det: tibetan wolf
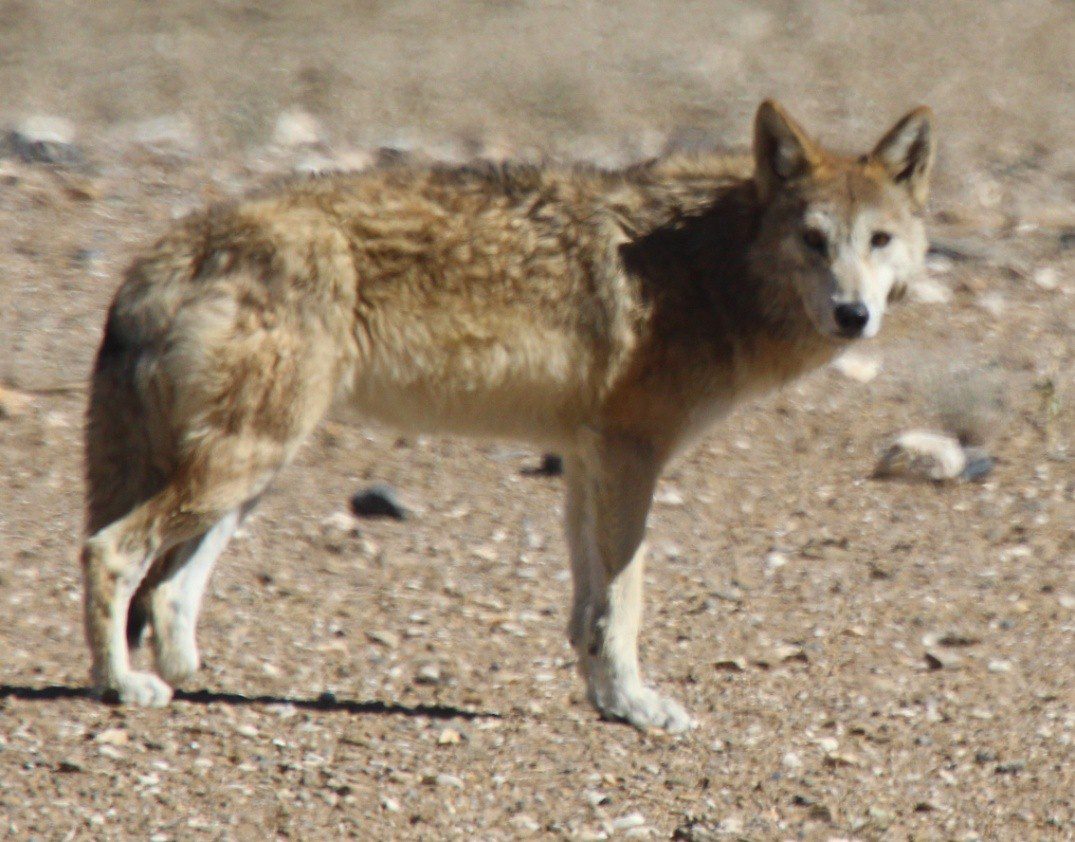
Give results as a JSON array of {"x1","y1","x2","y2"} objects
[{"x1": 82, "y1": 100, "x2": 934, "y2": 731}]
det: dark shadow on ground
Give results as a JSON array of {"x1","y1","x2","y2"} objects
[{"x1": 0, "y1": 684, "x2": 498, "y2": 720}]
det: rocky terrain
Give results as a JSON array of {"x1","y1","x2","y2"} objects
[{"x1": 0, "y1": 1, "x2": 1072, "y2": 839}]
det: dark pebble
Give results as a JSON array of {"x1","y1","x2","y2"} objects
[
  {"x1": 349, "y1": 484, "x2": 407, "y2": 520},
  {"x1": 521, "y1": 453, "x2": 563, "y2": 477}
]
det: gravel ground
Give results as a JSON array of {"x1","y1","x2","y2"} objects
[{"x1": 1, "y1": 2, "x2": 1073, "y2": 839}]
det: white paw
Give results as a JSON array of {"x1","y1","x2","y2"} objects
[
  {"x1": 154, "y1": 636, "x2": 200, "y2": 685},
  {"x1": 593, "y1": 684, "x2": 694, "y2": 733},
  {"x1": 113, "y1": 671, "x2": 174, "y2": 707}
]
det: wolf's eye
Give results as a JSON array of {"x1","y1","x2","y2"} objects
[
  {"x1": 802, "y1": 228, "x2": 827, "y2": 253},
  {"x1": 871, "y1": 231, "x2": 892, "y2": 248}
]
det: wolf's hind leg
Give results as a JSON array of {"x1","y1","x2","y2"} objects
[
  {"x1": 563, "y1": 436, "x2": 693, "y2": 733},
  {"x1": 82, "y1": 490, "x2": 228, "y2": 707},
  {"x1": 149, "y1": 506, "x2": 243, "y2": 685}
]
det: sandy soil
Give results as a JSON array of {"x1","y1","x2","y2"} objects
[{"x1": 0, "y1": 2, "x2": 1073, "y2": 839}]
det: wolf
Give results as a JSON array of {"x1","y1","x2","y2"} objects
[{"x1": 81, "y1": 100, "x2": 934, "y2": 731}]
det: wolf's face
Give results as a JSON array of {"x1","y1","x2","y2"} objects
[{"x1": 752, "y1": 101, "x2": 934, "y2": 341}]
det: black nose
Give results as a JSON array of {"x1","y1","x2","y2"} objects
[{"x1": 833, "y1": 302, "x2": 869, "y2": 336}]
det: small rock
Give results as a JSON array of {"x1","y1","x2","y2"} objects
[
  {"x1": 908, "y1": 276, "x2": 953, "y2": 304},
  {"x1": 234, "y1": 723, "x2": 258, "y2": 739},
  {"x1": 509, "y1": 814, "x2": 541, "y2": 833},
  {"x1": 772, "y1": 643, "x2": 808, "y2": 663},
  {"x1": 349, "y1": 484, "x2": 407, "y2": 520},
  {"x1": 272, "y1": 109, "x2": 324, "y2": 148},
  {"x1": 781, "y1": 751, "x2": 803, "y2": 770},
  {"x1": 1032, "y1": 267, "x2": 1058, "y2": 290},
  {"x1": 764, "y1": 550, "x2": 788, "y2": 572},
  {"x1": 521, "y1": 453, "x2": 563, "y2": 477},
  {"x1": 975, "y1": 291, "x2": 1006, "y2": 317},
  {"x1": 832, "y1": 351, "x2": 881, "y2": 383},
  {"x1": 654, "y1": 484, "x2": 685, "y2": 506},
  {"x1": 611, "y1": 813, "x2": 646, "y2": 832},
  {"x1": 824, "y1": 751, "x2": 862, "y2": 768},
  {"x1": 714, "y1": 657, "x2": 747, "y2": 672},
  {"x1": 872, "y1": 430, "x2": 967, "y2": 482},
  {"x1": 987, "y1": 659, "x2": 1013, "y2": 674},
  {"x1": 436, "y1": 727, "x2": 462, "y2": 745},
  {"x1": 5, "y1": 115, "x2": 81, "y2": 164},
  {"x1": 415, "y1": 663, "x2": 442, "y2": 685},
  {"x1": 924, "y1": 650, "x2": 961, "y2": 670},
  {"x1": 380, "y1": 795, "x2": 401, "y2": 812},
  {"x1": 320, "y1": 510, "x2": 360, "y2": 538},
  {"x1": 433, "y1": 772, "x2": 464, "y2": 789},
  {"x1": 867, "y1": 806, "x2": 895, "y2": 828},
  {"x1": 365, "y1": 629, "x2": 400, "y2": 648},
  {"x1": 0, "y1": 386, "x2": 32, "y2": 419},
  {"x1": 672, "y1": 818, "x2": 720, "y2": 841},
  {"x1": 960, "y1": 448, "x2": 995, "y2": 481},
  {"x1": 94, "y1": 728, "x2": 129, "y2": 746}
]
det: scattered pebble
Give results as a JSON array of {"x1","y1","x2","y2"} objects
[
  {"x1": 908, "y1": 276, "x2": 953, "y2": 304},
  {"x1": 1031, "y1": 267, "x2": 1058, "y2": 290},
  {"x1": 365, "y1": 629, "x2": 400, "y2": 648},
  {"x1": 975, "y1": 291, "x2": 1006, "y2": 317},
  {"x1": 94, "y1": 728, "x2": 129, "y2": 746},
  {"x1": 520, "y1": 453, "x2": 563, "y2": 477},
  {"x1": 0, "y1": 387, "x2": 32, "y2": 419},
  {"x1": 611, "y1": 813, "x2": 646, "y2": 832},
  {"x1": 272, "y1": 109, "x2": 325, "y2": 148},
  {"x1": 350, "y1": 484, "x2": 407, "y2": 520},
  {"x1": 320, "y1": 510, "x2": 361, "y2": 538},
  {"x1": 924, "y1": 650, "x2": 961, "y2": 670},
  {"x1": 415, "y1": 663, "x2": 442, "y2": 685},
  {"x1": 436, "y1": 727, "x2": 462, "y2": 745},
  {"x1": 4, "y1": 115, "x2": 81, "y2": 165},
  {"x1": 509, "y1": 814, "x2": 541, "y2": 833},
  {"x1": 763, "y1": 550, "x2": 788, "y2": 572},
  {"x1": 831, "y1": 350, "x2": 881, "y2": 383},
  {"x1": 873, "y1": 430, "x2": 992, "y2": 482},
  {"x1": 654, "y1": 484, "x2": 685, "y2": 506}
]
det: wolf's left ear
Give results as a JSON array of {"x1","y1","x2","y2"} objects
[{"x1": 870, "y1": 107, "x2": 935, "y2": 207}]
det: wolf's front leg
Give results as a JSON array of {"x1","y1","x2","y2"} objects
[{"x1": 563, "y1": 437, "x2": 693, "y2": 733}]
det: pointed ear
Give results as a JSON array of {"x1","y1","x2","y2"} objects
[
  {"x1": 753, "y1": 100, "x2": 822, "y2": 200},
  {"x1": 870, "y1": 107, "x2": 935, "y2": 207}
]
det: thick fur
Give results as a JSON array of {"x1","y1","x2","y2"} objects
[{"x1": 82, "y1": 101, "x2": 934, "y2": 729}]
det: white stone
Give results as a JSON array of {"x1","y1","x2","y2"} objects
[
  {"x1": 873, "y1": 430, "x2": 967, "y2": 482},
  {"x1": 273, "y1": 109, "x2": 324, "y2": 148},
  {"x1": 832, "y1": 350, "x2": 881, "y2": 383},
  {"x1": 14, "y1": 114, "x2": 75, "y2": 145},
  {"x1": 908, "y1": 277, "x2": 953, "y2": 304}
]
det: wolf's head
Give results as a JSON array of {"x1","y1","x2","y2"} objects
[{"x1": 750, "y1": 100, "x2": 934, "y2": 341}]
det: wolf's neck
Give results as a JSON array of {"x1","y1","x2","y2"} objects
[{"x1": 617, "y1": 170, "x2": 839, "y2": 390}]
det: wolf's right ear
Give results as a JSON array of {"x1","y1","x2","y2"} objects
[{"x1": 753, "y1": 100, "x2": 822, "y2": 201}]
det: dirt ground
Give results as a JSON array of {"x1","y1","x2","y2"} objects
[{"x1": 1, "y1": 2, "x2": 1073, "y2": 839}]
